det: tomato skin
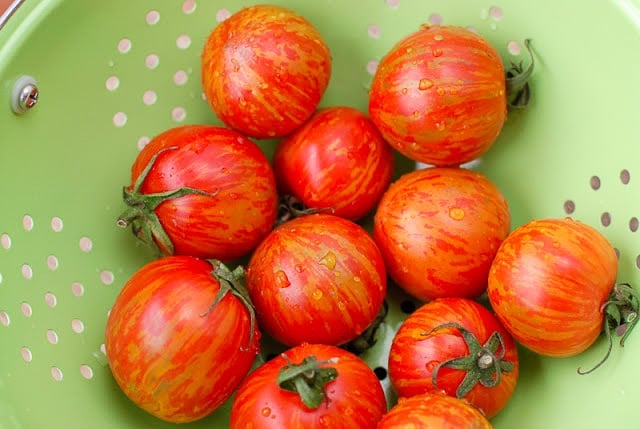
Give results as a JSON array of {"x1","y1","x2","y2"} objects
[
  {"x1": 387, "y1": 297, "x2": 518, "y2": 419},
  {"x1": 487, "y1": 218, "x2": 618, "y2": 357},
  {"x1": 126, "y1": 125, "x2": 278, "y2": 261},
  {"x1": 245, "y1": 214, "x2": 387, "y2": 346},
  {"x1": 201, "y1": 5, "x2": 332, "y2": 138},
  {"x1": 368, "y1": 25, "x2": 506, "y2": 166},
  {"x1": 378, "y1": 392, "x2": 492, "y2": 429},
  {"x1": 230, "y1": 344, "x2": 387, "y2": 429},
  {"x1": 273, "y1": 106, "x2": 395, "y2": 221},
  {"x1": 104, "y1": 256, "x2": 261, "y2": 423},
  {"x1": 373, "y1": 167, "x2": 510, "y2": 301}
]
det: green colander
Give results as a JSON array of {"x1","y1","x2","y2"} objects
[{"x1": 2, "y1": 0, "x2": 640, "y2": 427}]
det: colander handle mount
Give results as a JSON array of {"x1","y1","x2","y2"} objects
[{"x1": 0, "y1": 0, "x2": 27, "y2": 31}]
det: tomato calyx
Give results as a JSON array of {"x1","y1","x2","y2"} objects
[
  {"x1": 578, "y1": 282, "x2": 640, "y2": 375},
  {"x1": 342, "y1": 300, "x2": 389, "y2": 355},
  {"x1": 505, "y1": 38, "x2": 534, "y2": 109},
  {"x1": 201, "y1": 260, "x2": 257, "y2": 351},
  {"x1": 423, "y1": 322, "x2": 515, "y2": 398},
  {"x1": 277, "y1": 355, "x2": 339, "y2": 409},
  {"x1": 276, "y1": 195, "x2": 334, "y2": 225},
  {"x1": 117, "y1": 146, "x2": 219, "y2": 255}
]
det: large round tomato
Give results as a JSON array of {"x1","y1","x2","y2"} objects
[
  {"x1": 388, "y1": 297, "x2": 518, "y2": 419},
  {"x1": 273, "y1": 106, "x2": 395, "y2": 221},
  {"x1": 373, "y1": 167, "x2": 510, "y2": 301},
  {"x1": 487, "y1": 217, "x2": 619, "y2": 357},
  {"x1": 117, "y1": 125, "x2": 278, "y2": 261},
  {"x1": 104, "y1": 256, "x2": 260, "y2": 423},
  {"x1": 378, "y1": 392, "x2": 492, "y2": 429},
  {"x1": 368, "y1": 25, "x2": 506, "y2": 166},
  {"x1": 201, "y1": 5, "x2": 332, "y2": 138},
  {"x1": 245, "y1": 213, "x2": 387, "y2": 346},
  {"x1": 230, "y1": 343, "x2": 387, "y2": 428}
]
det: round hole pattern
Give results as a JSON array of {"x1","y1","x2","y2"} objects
[
  {"x1": 105, "y1": 76, "x2": 120, "y2": 91},
  {"x1": 621, "y1": 169, "x2": 631, "y2": 184},
  {"x1": 71, "y1": 282, "x2": 85, "y2": 297},
  {"x1": 386, "y1": 0, "x2": 400, "y2": 9},
  {"x1": 23, "y1": 215, "x2": 34, "y2": 231},
  {"x1": 146, "y1": 10, "x2": 160, "y2": 25},
  {"x1": 21, "y1": 347, "x2": 33, "y2": 363},
  {"x1": 428, "y1": 13, "x2": 443, "y2": 25},
  {"x1": 507, "y1": 40, "x2": 521, "y2": 55},
  {"x1": 145, "y1": 54, "x2": 160, "y2": 69},
  {"x1": 489, "y1": 6, "x2": 504, "y2": 20},
  {"x1": 590, "y1": 175, "x2": 601, "y2": 190},
  {"x1": 80, "y1": 364, "x2": 94, "y2": 380},
  {"x1": 47, "y1": 255, "x2": 59, "y2": 270},
  {"x1": 216, "y1": 9, "x2": 231, "y2": 22},
  {"x1": 143, "y1": 90, "x2": 158, "y2": 105},
  {"x1": 51, "y1": 367, "x2": 63, "y2": 381},
  {"x1": 173, "y1": 70, "x2": 188, "y2": 86},
  {"x1": 368, "y1": 24, "x2": 381, "y2": 39},
  {"x1": 113, "y1": 112, "x2": 128, "y2": 127},
  {"x1": 79, "y1": 236, "x2": 93, "y2": 252},
  {"x1": 45, "y1": 292, "x2": 57, "y2": 308},
  {"x1": 176, "y1": 34, "x2": 191, "y2": 50},
  {"x1": 374, "y1": 366, "x2": 388, "y2": 380},
  {"x1": 71, "y1": 319, "x2": 85, "y2": 334},
  {"x1": 366, "y1": 60, "x2": 379, "y2": 75},
  {"x1": 0, "y1": 311, "x2": 10, "y2": 326},
  {"x1": 182, "y1": 0, "x2": 196, "y2": 14},
  {"x1": 100, "y1": 270, "x2": 115, "y2": 285},
  {"x1": 51, "y1": 216, "x2": 63, "y2": 232},
  {"x1": 630, "y1": 217, "x2": 639, "y2": 233},
  {"x1": 1, "y1": 233, "x2": 11, "y2": 249},
  {"x1": 22, "y1": 264, "x2": 33, "y2": 279},
  {"x1": 137, "y1": 136, "x2": 151, "y2": 150},
  {"x1": 117, "y1": 38, "x2": 132, "y2": 54},
  {"x1": 172, "y1": 106, "x2": 187, "y2": 122},
  {"x1": 47, "y1": 329, "x2": 59, "y2": 345},
  {"x1": 21, "y1": 302, "x2": 32, "y2": 317}
]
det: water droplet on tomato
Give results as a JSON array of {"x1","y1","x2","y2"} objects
[
  {"x1": 312, "y1": 289, "x2": 324, "y2": 300},
  {"x1": 318, "y1": 252, "x2": 337, "y2": 270},
  {"x1": 294, "y1": 264, "x2": 304, "y2": 273},
  {"x1": 418, "y1": 78, "x2": 433, "y2": 90},
  {"x1": 552, "y1": 241, "x2": 560, "y2": 248},
  {"x1": 275, "y1": 270, "x2": 291, "y2": 288},
  {"x1": 261, "y1": 407, "x2": 271, "y2": 417},
  {"x1": 426, "y1": 360, "x2": 440, "y2": 372},
  {"x1": 319, "y1": 415, "x2": 331, "y2": 427},
  {"x1": 436, "y1": 87, "x2": 446, "y2": 96},
  {"x1": 337, "y1": 301, "x2": 346, "y2": 310},
  {"x1": 229, "y1": 192, "x2": 239, "y2": 200},
  {"x1": 432, "y1": 47, "x2": 443, "y2": 57},
  {"x1": 449, "y1": 207, "x2": 465, "y2": 220},
  {"x1": 401, "y1": 87, "x2": 408, "y2": 94},
  {"x1": 434, "y1": 34, "x2": 444, "y2": 41}
]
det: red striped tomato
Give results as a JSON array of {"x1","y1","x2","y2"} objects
[
  {"x1": 388, "y1": 298, "x2": 518, "y2": 419},
  {"x1": 230, "y1": 343, "x2": 387, "y2": 428},
  {"x1": 378, "y1": 392, "x2": 492, "y2": 429},
  {"x1": 487, "y1": 218, "x2": 619, "y2": 357},
  {"x1": 104, "y1": 256, "x2": 260, "y2": 423},
  {"x1": 201, "y1": 4, "x2": 332, "y2": 138},
  {"x1": 245, "y1": 214, "x2": 387, "y2": 346},
  {"x1": 368, "y1": 25, "x2": 507, "y2": 166},
  {"x1": 273, "y1": 106, "x2": 395, "y2": 221},
  {"x1": 373, "y1": 167, "x2": 510, "y2": 301},
  {"x1": 117, "y1": 125, "x2": 278, "y2": 261}
]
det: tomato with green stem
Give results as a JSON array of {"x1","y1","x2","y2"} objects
[
  {"x1": 388, "y1": 297, "x2": 518, "y2": 419},
  {"x1": 104, "y1": 256, "x2": 260, "y2": 423},
  {"x1": 230, "y1": 343, "x2": 387, "y2": 428},
  {"x1": 487, "y1": 217, "x2": 639, "y2": 372},
  {"x1": 117, "y1": 125, "x2": 278, "y2": 261}
]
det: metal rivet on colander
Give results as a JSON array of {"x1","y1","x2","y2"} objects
[{"x1": 10, "y1": 75, "x2": 39, "y2": 114}]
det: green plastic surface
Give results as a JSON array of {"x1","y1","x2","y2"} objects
[{"x1": 1, "y1": 0, "x2": 640, "y2": 427}]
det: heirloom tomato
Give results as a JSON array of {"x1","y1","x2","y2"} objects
[
  {"x1": 368, "y1": 25, "x2": 507, "y2": 166},
  {"x1": 373, "y1": 167, "x2": 510, "y2": 301},
  {"x1": 378, "y1": 392, "x2": 492, "y2": 429},
  {"x1": 388, "y1": 297, "x2": 518, "y2": 419},
  {"x1": 117, "y1": 125, "x2": 278, "y2": 261},
  {"x1": 230, "y1": 343, "x2": 387, "y2": 428},
  {"x1": 201, "y1": 4, "x2": 332, "y2": 138},
  {"x1": 273, "y1": 106, "x2": 395, "y2": 221},
  {"x1": 487, "y1": 217, "x2": 626, "y2": 359},
  {"x1": 245, "y1": 213, "x2": 387, "y2": 346},
  {"x1": 104, "y1": 256, "x2": 260, "y2": 423}
]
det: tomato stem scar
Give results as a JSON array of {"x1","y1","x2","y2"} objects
[{"x1": 277, "y1": 354, "x2": 339, "y2": 409}]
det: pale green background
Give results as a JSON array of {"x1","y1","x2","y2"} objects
[{"x1": 1, "y1": 0, "x2": 640, "y2": 427}]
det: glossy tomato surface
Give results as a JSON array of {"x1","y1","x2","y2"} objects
[
  {"x1": 388, "y1": 297, "x2": 518, "y2": 419},
  {"x1": 273, "y1": 106, "x2": 395, "y2": 221},
  {"x1": 230, "y1": 343, "x2": 387, "y2": 429},
  {"x1": 378, "y1": 392, "x2": 492, "y2": 429},
  {"x1": 368, "y1": 25, "x2": 506, "y2": 166},
  {"x1": 104, "y1": 256, "x2": 260, "y2": 423},
  {"x1": 201, "y1": 4, "x2": 331, "y2": 138},
  {"x1": 373, "y1": 167, "x2": 510, "y2": 301},
  {"x1": 245, "y1": 213, "x2": 387, "y2": 346},
  {"x1": 487, "y1": 218, "x2": 619, "y2": 357},
  {"x1": 120, "y1": 125, "x2": 278, "y2": 261}
]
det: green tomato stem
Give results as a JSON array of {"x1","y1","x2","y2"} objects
[
  {"x1": 277, "y1": 355, "x2": 339, "y2": 409},
  {"x1": 505, "y1": 39, "x2": 534, "y2": 109}
]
